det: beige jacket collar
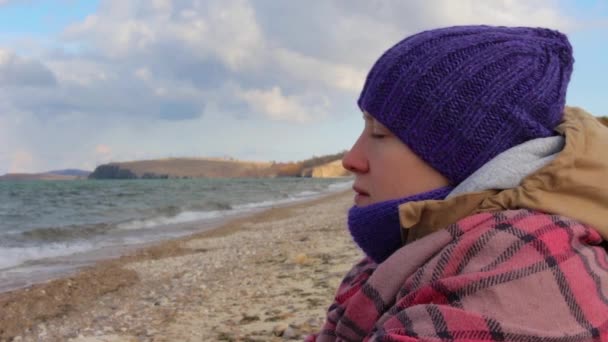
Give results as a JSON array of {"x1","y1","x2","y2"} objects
[{"x1": 399, "y1": 107, "x2": 608, "y2": 244}]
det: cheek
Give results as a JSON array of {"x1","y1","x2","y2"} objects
[
  {"x1": 370, "y1": 144, "x2": 427, "y2": 199},
  {"x1": 368, "y1": 149, "x2": 408, "y2": 193}
]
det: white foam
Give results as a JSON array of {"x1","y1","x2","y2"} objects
[
  {"x1": 234, "y1": 197, "x2": 297, "y2": 210},
  {"x1": 293, "y1": 190, "x2": 320, "y2": 198},
  {"x1": 328, "y1": 180, "x2": 353, "y2": 190},
  {"x1": 115, "y1": 210, "x2": 226, "y2": 230},
  {"x1": 234, "y1": 181, "x2": 351, "y2": 210},
  {"x1": 0, "y1": 242, "x2": 94, "y2": 270},
  {"x1": 118, "y1": 196, "x2": 308, "y2": 232}
]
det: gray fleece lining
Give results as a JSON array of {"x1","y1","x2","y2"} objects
[{"x1": 447, "y1": 136, "x2": 565, "y2": 198}]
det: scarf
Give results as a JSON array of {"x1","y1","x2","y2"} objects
[
  {"x1": 347, "y1": 186, "x2": 453, "y2": 263},
  {"x1": 311, "y1": 210, "x2": 608, "y2": 341}
]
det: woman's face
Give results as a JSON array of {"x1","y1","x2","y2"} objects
[{"x1": 342, "y1": 112, "x2": 450, "y2": 207}]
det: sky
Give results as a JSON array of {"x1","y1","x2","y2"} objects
[{"x1": 0, "y1": 0, "x2": 607, "y2": 174}]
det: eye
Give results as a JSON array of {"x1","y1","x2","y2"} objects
[{"x1": 371, "y1": 133, "x2": 387, "y2": 139}]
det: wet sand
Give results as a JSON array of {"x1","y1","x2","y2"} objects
[{"x1": 0, "y1": 190, "x2": 362, "y2": 341}]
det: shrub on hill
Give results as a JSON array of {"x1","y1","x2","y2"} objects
[{"x1": 88, "y1": 165, "x2": 137, "y2": 179}]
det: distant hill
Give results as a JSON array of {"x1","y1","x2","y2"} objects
[
  {"x1": 0, "y1": 169, "x2": 91, "y2": 181},
  {"x1": 89, "y1": 152, "x2": 351, "y2": 179},
  {"x1": 47, "y1": 169, "x2": 91, "y2": 177},
  {"x1": 598, "y1": 116, "x2": 608, "y2": 127},
  {"x1": 301, "y1": 159, "x2": 351, "y2": 178},
  {"x1": 0, "y1": 173, "x2": 79, "y2": 181},
  {"x1": 89, "y1": 158, "x2": 275, "y2": 179}
]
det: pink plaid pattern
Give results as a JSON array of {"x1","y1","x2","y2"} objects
[{"x1": 309, "y1": 210, "x2": 608, "y2": 341}]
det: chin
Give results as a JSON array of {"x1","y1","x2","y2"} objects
[{"x1": 354, "y1": 194, "x2": 373, "y2": 207}]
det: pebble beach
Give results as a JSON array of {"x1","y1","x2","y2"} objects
[{"x1": 0, "y1": 190, "x2": 361, "y2": 341}]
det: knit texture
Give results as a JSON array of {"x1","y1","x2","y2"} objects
[
  {"x1": 348, "y1": 186, "x2": 453, "y2": 263},
  {"x1": 358, "y1": 25, "x2": 574, "y2": 184}
]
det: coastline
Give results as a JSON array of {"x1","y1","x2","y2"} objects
[
  {"x1": 0, "y1": 178, "x2": 353, "y2": 294},
  {"x1": 0, "y1": 190, "x2": 362, "y2": 341}
]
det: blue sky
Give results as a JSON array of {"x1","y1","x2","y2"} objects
[
  {"x1": 0, "y1": 1, "x2": 99, "y2": 35},
  {"x1": 0, "y1": 0, "x2": 607, "y2": 174}
]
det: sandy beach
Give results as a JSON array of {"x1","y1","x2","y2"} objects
[{"x1": 0, "y1": 190, "x2": 361, "y2": 341}]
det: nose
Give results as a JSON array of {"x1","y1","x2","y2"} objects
[{"x1": 342, "y1": 135, "x2": 369, "y2": 174}]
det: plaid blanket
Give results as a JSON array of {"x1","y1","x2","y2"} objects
[{"x1": 309, "y1": 209, "x2": 608, "y2": 341}]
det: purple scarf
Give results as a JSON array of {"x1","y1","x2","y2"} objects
[{"x1": 348, "y1": 186, "x2": 453, "y2": 263}]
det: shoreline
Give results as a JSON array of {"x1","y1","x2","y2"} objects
[
  {"x1": 0, "y1": 181, "x2": 352, "y2": 294},
  {"x1": 0, "y1": 189, "x2": 362, "y2": 341}
]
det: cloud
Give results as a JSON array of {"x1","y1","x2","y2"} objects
[
  {"x1": 3, "y1": 0, "x2": 576, "y2": 123},
  {"x1": 239, "y1": 86, "x2": 329, "y2": 123},
  {"x1": 95, "y1": 144, "x2": 111, "y2": 155},
  {"x1": 0, "y1": 49, "x2": 57, "y2": 87},
  {"x1": 2, "y1": 53, "x2": 206, "y2": 120},
  {"x1": 8, "y1": 149, "x2": 35, "y2": 173},
  {"x1": 1, "y1": 0, "x2": 588, "y2": 173},
  {"x1": 159, "y1": 100, "x2": 201, "y2": 120},
  {"x1": 251, "y1": 0, "x2": 573, "y2": 68},
  {"x1": 46, "y1": 58, "x2": 112, "y2": 86},
  {"x1": 94, "y1": 144, "x2": 113, "y2": 165},
  {"x1": 62, "y1": 0, "x2": 266, "y2": 71},
  {"x1": 272, "y1": 48, "x2": 366, "y2": 93},
  {"x1": 134, "y1": 67, "x2": 152, "y2": 81}
]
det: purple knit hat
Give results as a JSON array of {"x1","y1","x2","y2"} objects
[{"x1": 358, "y1": 25, "x2": 574, "y2": 185}]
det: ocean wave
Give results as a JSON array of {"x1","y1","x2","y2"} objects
[
  {"x1": 233, "y1": 199, "x2": 286, "y2": 210},
  {"x1": 156, "y1": 205, "x2": 182, "y2": 217},
  {"x1": 0, "y1": 179, "x2": 353, "y2": 273},
  {"x1": 18, "y1": 223, "x2": 113, "y2": 242},
  {"x1": 292, "y1": 190, "x2": 321, "y2": 197},
  {"x1": 0, "y1": 242, "x2": 94, "y2": 270},
  {"x1": 201, "y1": 201, "x2": 233, "y2": 211},
  {"x1": 327, "y1": 180, "x2": 353, "y2": 190},
  {"x1": 115, "y1": 210, "x2": 226, "y2": 230}
]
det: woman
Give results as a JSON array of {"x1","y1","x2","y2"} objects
[{"x1": 310, "y1": 25, "x2": 608, "y2": 341}]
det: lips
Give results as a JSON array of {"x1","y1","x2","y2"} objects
[
  {"x1": 353, "y1": 185, "x2": 369, "y2": 196},
  {"x1": 353, "y1": 185, "x2": 370, "y2": 206}
]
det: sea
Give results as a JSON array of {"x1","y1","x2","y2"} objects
[{"x1": 0, "y1": 178, "x2": 352, "y2": 292}]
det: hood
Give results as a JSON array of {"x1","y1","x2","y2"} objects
[{"x1": 399, "y1": 106, "x2": 608, "y2": 243}]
